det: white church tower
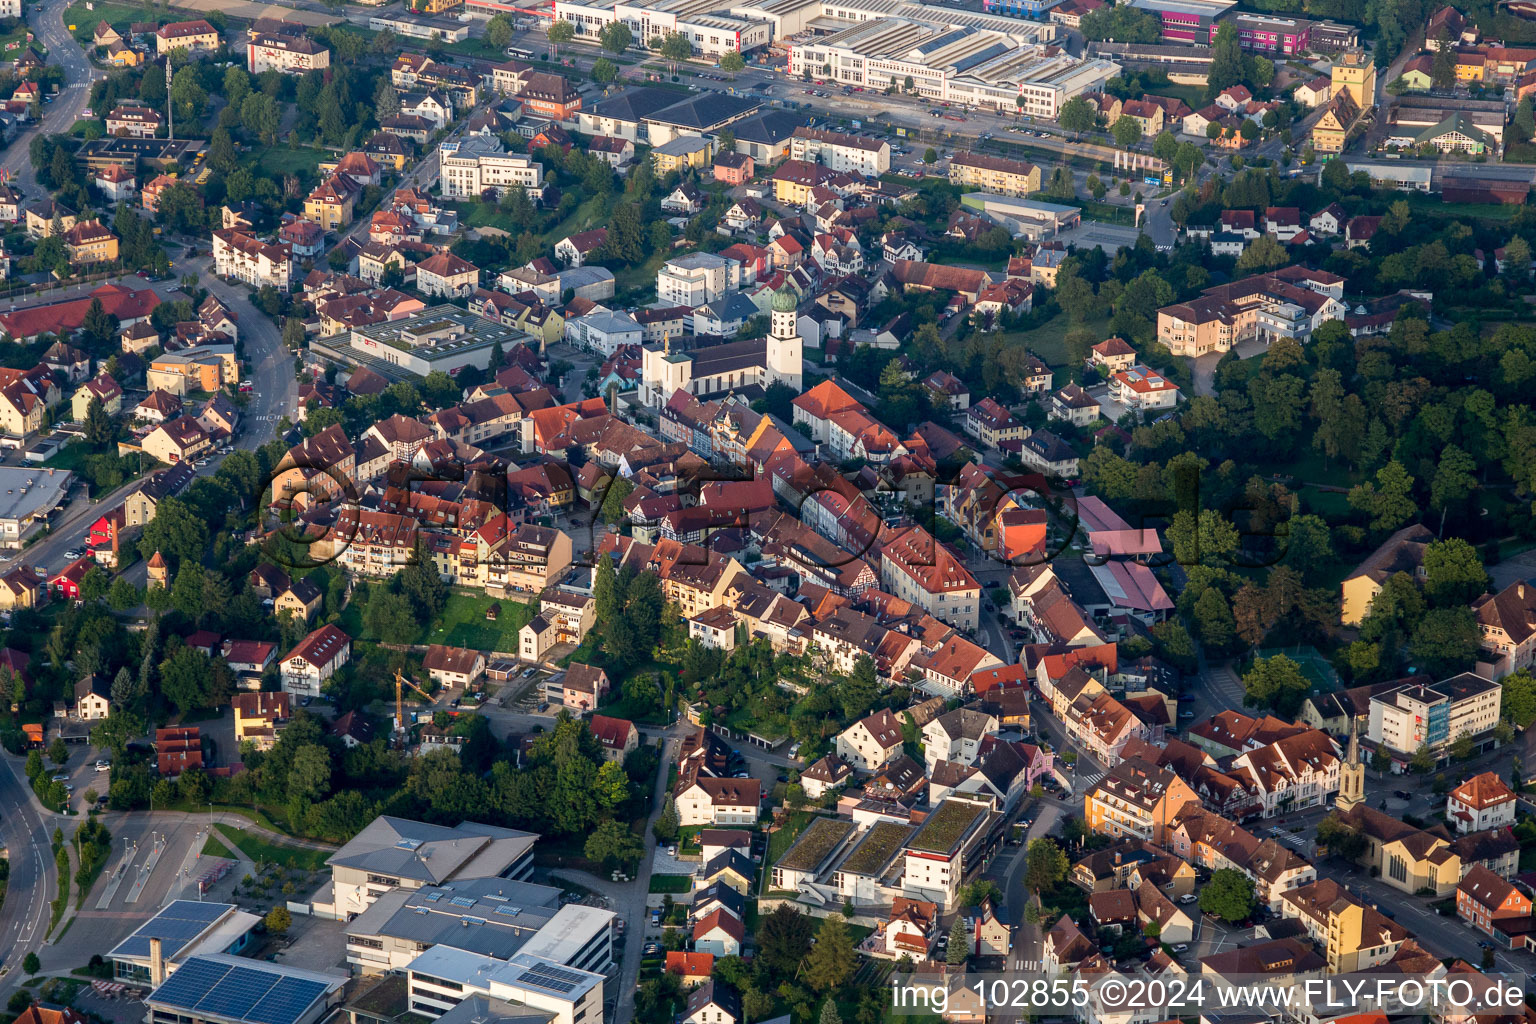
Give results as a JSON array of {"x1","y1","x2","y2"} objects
[{"x1": 766, "y1": 286, "x2": 803, "y2": 392}]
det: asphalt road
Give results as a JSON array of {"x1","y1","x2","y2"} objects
[
  {"x1": 1, "y1": 0, "x2": 106, "y2": 198},
  {"x1": 0, "y1": 755, "x2": 54, "y2": 984}
]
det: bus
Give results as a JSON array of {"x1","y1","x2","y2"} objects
[{"x1": 506, "y1": 46, "x2": 534, "y2": 60}]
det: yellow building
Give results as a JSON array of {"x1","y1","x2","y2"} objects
[
  {"x1": 414, "y1": 0, "x2": 462, "y2": 11},
  {"x1": 651, "y1": 135, "x2": 713, "y2": 174},
  {"x1": 63, "y1": 220, "x2": 120, "y2": 266},
  {"x1": 1454, "y1": 50, "x2": 1486, "y2": 81},
  {"x1": 1331, "y1": 49, "x2": 1377, "y2": 107},
  {"x1": 304, "y1": 175, "x2": 356, "y2": 231},
  {"x1": 106, "y1": 45, "x2": 143, "y2": 67},
  {"x1": 1334, "y1": 803, "x2": 1462, "y2": 895},
  {"x1": 948, "y1": 151, "x2": 1041, "y2": 197},
  {"x1": 1280, "y1": 878, "x2": 1407, "y2": 974},
  {"x1": 155, "y1": 19, "x2": 222, "y2": 55},
  {"x1": 1339, "y1": 524, "x2": 1432, "y2": 626},
  {"x1": 1311, "y1": 90, "x2": 1363, "y2": 154},
  {"x1": 1083, "y1": 758, "x2": 1200, "y2": 846}
]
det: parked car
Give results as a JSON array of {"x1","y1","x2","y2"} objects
[
  {"x1": 1177, "y1": 893, "x2": 1197, "y2": 904},
  {"x1": 1172, "y1": 944, "x2": 1188, "y2": 953},
  {"x1": 94, "y1": 761, "x2": 110, "y2": 772}
]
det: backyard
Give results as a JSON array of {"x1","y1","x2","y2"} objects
[
  {"x1": 337, "y1": 587, "x2": 537, "y2": 651},
  {"x1": 242, "y1": 144, "x2": 326, "y2": 184}
]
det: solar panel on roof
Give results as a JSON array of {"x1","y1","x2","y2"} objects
[
  {"x1": 519, "y1": 962, "x2": 586, "y2": 994},
  {"x1": 450, "y1": 896, "x2": 476, "y2": 908},
  {"x1": 494, "y1": 905, "x2": 521, "y2": 917},
  {"x1": 423, "y1": 891, "x2": 443, "y2": 902},
  {"x1": 152, "y1": 958, "x2": 330, "y2": 1024}
]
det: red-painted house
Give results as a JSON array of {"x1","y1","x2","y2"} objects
[
  {"x1": 155, "y1": 726, "x2": 203, "y2": 777},
  {"x1": 88, "y1": 507, "x2": 125, "y2": 567},
  {"x1": 49, "y1": 556, "x2": 94, "y2": 602}
]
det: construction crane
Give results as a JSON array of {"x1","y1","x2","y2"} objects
[{"x1": 394, "y1": 668, "x2": 434, "y2": 739}]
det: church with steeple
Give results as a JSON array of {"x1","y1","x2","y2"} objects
[
  {"x1": 1336, "y1": 720, "x2": 1365, "y2": 811},
  {"x1": 638, "y1": 286, "x2": 802, "y2": 408}
]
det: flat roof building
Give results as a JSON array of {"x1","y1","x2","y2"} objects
[
  {"x1": 108, "y1": 901, "x2": 262, "y2": 985},
  {"x1": 0, "y1": 467, "x2": 73, "y2": 549},
  {"x1": 323, "y1": 306, "x2": 536, "y2": 379}
]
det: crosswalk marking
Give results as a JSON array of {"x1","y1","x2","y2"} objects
[
  {"x1": 1078, "y1": 771, "x2": 1104, "y2": 790},
  {"x1": 1267, "y1": 826, "x2": 1308, "y2": 848}
]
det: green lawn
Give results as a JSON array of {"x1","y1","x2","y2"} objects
[
  {"x1": 648, "y1": 874, "x2": 692, "y2": 894},
  {"x1": 202, "y1": 834, "x2": 233, "y2": 858},
  {"x1": 339, "y1": 588, "x2": 536, "y2": 650},
  {"x1": 213, "y1": 824, "x2": 330, "y2": 872},
  {"x1": 995, "y1": 309, "x2": 1104, "y2": 370},
  {"x1": 1151, "y1": 83, "x2": 1208, "y2": 110},
  {"x1": 63, "y1": 0, "x2": 154, "y2": 43},
  {"x1": 244, "y1": 144, "x2": 325, "y2": 183},
  {"x1": 427, "y1": 591, "x2": 537, "y2": 651}
]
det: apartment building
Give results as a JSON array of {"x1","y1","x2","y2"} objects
[
  {"x1": 878, "y1": 524, "x2": 981, "y2": 632},
  {"x1": 1279, "y1": 878, "x2": 1407, "y2": 973},
  {"x1": 438, "y1": 138, "x2": 545, "y2": 200},
  {"x1": 1472, "y1": 580, "x2": 1536, "y2": 678},
  {"x1": 1083, "y1": 757, "x2": 1199, "y2": 844},
  {"x1": 949, "y1": 152, "x2": 1041, "y2": 197},
  {"x1": 900, "y1": 797, "x2": 994, "y2": 910},
  {"x1": 1156, "y1": 267, "x2": 1348, "y2": 357},
  {"x1": 64, "y1": 220, "x2": 118, "y2": 266},
  {"x1": 156, "y1": 19, "x2": 221, "y2": 54},
  {"x1": 104, "y1": 104, "x2": 162, "y2": 139},
  {"x1": 279, "y1": 623, "x2": 351, "y2": 698},
  {"x1": 213, "y1": 229, "x2": 294, "y2": 292},
  {"x1": 247, "y1": 23, "x2": 331, "y2": 74},
  {"x1": 1367, "y1": 673, "x2": 1501, "y2": 762},
  {"x1": 656, "y1": 252, "x2": 741, "y2": 307},
  {"x1": 790, "y1": 127, "x2": 891, "y2": 176}
]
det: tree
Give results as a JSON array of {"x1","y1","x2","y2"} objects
[
  {"x1": 719, "y1": 50, "x2": 745, "y2": 75},
  {"x1": 1242, "y1": 655, "x2": 1310, "y2": 716},
  {"x1": 1347, "y1": 461, "x2": 1418, "y2": 534},
  {"x1": 757, "y1": 904, "x2": 815, "y2": 975},
  {"x1": 49, "y1": 737, "x2": 68, "y2": 765},
  {"x1": 923, "y1": 148, "x2": 937, "y2": 164},
  {"x1": 1152, "y1": 130, "x2": 1178, "y2": 163},
  {"x1": 1423, "y1": 538, "x2": 1488, "y2": 607},
  {"x1": 652, "y1": 793, "x2": 680, "y2": 841},
  {"x1": 1206, "y1": 23, "x2": 1245, "y2": 96},
  {"x1": 584, "y1": 819, "x2": 643, "y2": 867},
  {"x1": 265, "y1": 906, "x2": 291, "y2": 934},
  {"x1": 1316, "y1": 814, "x2": 1369, "y2": 861},
  {"x1": 1024, "y1": 837, "x2": 1068, "y2": 892},
  {"x1": 660, "y1": 31, "x2": 692, "y2": 61},
  {"x1": 1111, "y1": 115, "x2": 1143, "y2": 148},
  {"x1": 1503, "y1": 671, "x2": 1536, "y2": 729},
  {"x1": 946, "y1": 918, "x2": 969, "y2": 965},
  {"x1": 599, "y1": 21, "x2": 633, "y2": 53},
  {"x1": 486, "y1": 13, "x2": 514, "y2": 49},
  {"x1": 592, "y1": 58, "x2": 618, "y2": 84},
  {"x1": 1431, "y1": 28, "x2": 1456, "y2": 89},
  {"x1": 547, "y1": 18, "x2": 575, "y2": 56},
  {"x1": 365, "y1": 589, "x2": 416, "y2": 641},
  {"x1": 1410, "y1": 607, "x2": 1480, "y2": 678},
  {"x1": 1199, "y1": 868, "x2": 1256, "y2": 923},
  {"x1": 802, "y1": 915, "x2": 855, "y2": 992},
  {"x1": 820, "y1": 1001, "x2": 843, "y2": 1024},
  {"x1": 1059, "y1": 95, "x2": 1095, "y2": 138},
  {"x1": 22, "y1": 953, "x2": 38, "y2": 976},
  {"x1": 83, "y1": 397, "x2": 114, "y2": 447},
  {"x1": 1236, "y1": 235, "x2": 1288, "y2": 272}
]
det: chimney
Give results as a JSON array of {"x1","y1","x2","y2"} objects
[
  {"x1": 1521, "y1": 584, "x2": 1527, "y2": 601},
  {"x1": 150, "y1": 937, "x2": 166, "y2": 987}
]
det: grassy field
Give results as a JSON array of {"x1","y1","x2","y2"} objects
[
  {"x1": 338, "y1": 588, "x2": 536, "y2": 650},
  {"x1": 214, "y1": 824, "x2": 330, "y2": 872},
  {"x1": 244, "y1": 144, "x2": 325, "y2": 182},
  {"x1": 1152, "y1": 83, "x2": 1209, "y2": 111},
  {"x1": 995, "y1": 309, "x2": 1104, "y2": 370},
  {"x1": 62, "y1": 0, "x2": 153, "y2": 43},
  {"x1": 648, "y1": 874, "x2": 692, "y2": 894},
  {"x1": 427, "y1": 591, "x2": 537, "y2": 650},
  {"x1": 202, "y1": 834, "x2": 233, "y2": 858}
]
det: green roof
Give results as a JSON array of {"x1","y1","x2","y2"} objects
[
  {"x1": 1414, "y1": 113, "x2": 1494, "y2": 148},
  {"x1": 839, "y1": 821, "x2": 915, "y2": 876},
  {"x1": 775, "y1": 817, "x2": 855, "y2": 874},
  {"x1": 907, "y1": 799, "x2": 987, "y2": 855}
]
